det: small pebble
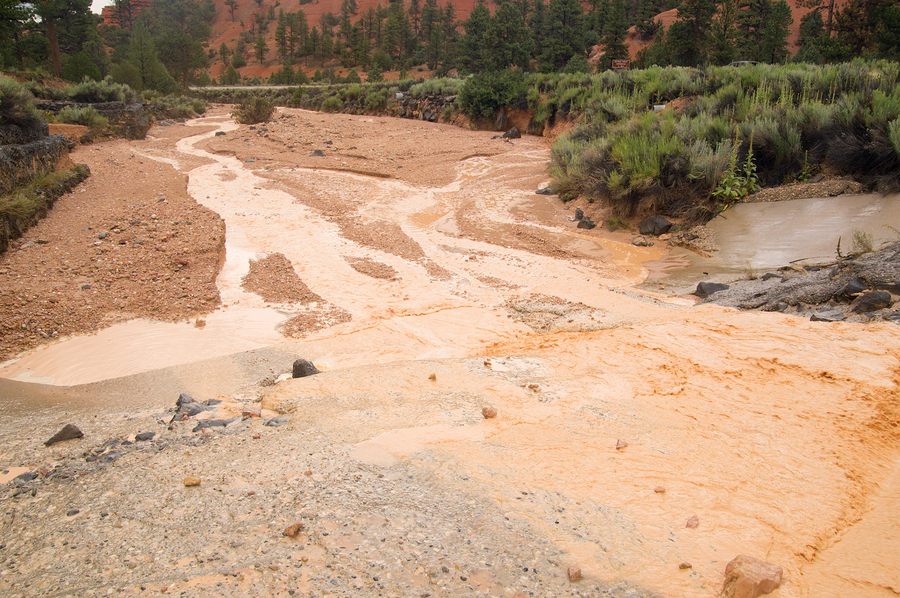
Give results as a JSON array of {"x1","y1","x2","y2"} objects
[
  {"x1": 66, "y1": 509, "x2": 79, "y2": 517},
  {"x1": 615, "y1": 439, "x2": 628, "y2": 450},
  {"x1": 183, "y1": 477, "x2": 201, "y2": 487},
  {"x1": 686, "y1": 515, "x2": 699, "y2": 528},
  {"x1": 654, "y1": 486, "x2": 666, "y2": 493},
  {"x1": 567, "y1": 565, "x2": 583, "y2": 582},
  {"x1": 252, "y1": 434, "x2": 261, "y2": 439},
  {"x1": 679, "y1": 562, "x2": 692, "y2": 570},
  {"x1": 482, "y1": 407, "x2": 497, "y2": 419},
  {"x1": 428, "y1": 373, "x2": 436, "y2": 381}
]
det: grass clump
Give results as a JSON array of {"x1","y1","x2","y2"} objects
[
  {"x1": 150, "y1": 95, "x2": 208, "y2": 119},
  {"x1": 66, "y1": 76, "x2": 139, "y2": 104},
  {"x1": 231, "y1": 97, "x2": 275, "y2": 124}
]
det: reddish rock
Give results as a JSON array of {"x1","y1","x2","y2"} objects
[
  {"x1": 720, "y1": 555, "x2": 783, "y2": 598},
  {"x1": 283, "y1": 523, "x2": 304, "y2": 537},
  {"x1": 654, "y1": 486, "x2": 666, "y2": 493},
  {"x1": 567, "y1": 565, "x2": 583, "y2": 582},
  {"x1": 252, "y1": 434, "x2": 261, "y2": 439},
  {"x1": 686, "y1": 515, "x2": 699, "y2": 528},
  {"x1": 428, "y1": 373, "x2": 437, "y2": 381},
  {"x1": 242, "y1": 405, "x2": 261, "y2": 419},
  {"x1": 680, "y1": 562, "x2": 692, "y2": 570},
  {"x1": 615, "y1": 439, "x2": 628, "y2": 450},
  {"x1": 482, "y1": 406, "x2": 497, "y2": 419}
]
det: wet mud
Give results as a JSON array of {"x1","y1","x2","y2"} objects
[{"x1": 0, "y1": 108, "x2": 898, "y2": 598}]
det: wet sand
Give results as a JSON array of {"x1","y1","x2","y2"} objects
[{"x1": 0, "y1": 108, "x2": 898, "y2": 598}]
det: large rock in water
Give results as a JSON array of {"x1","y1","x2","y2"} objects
[
  {"x1": 638, "y1": 215, "x2": 673, "y2": 236},
  {"x1": 292, "y1": 359, "x2": 320, "y2": 378},
  {"x1": 720, "y1": 555, "x2": 783, "y2": 598}
]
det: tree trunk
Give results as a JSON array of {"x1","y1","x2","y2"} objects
[
  {"x1": 46, "y1": 18, "x2": 61, "y2": 78},
  {"x1": 826, "y1": 0, "x2": 835, "y2": 34}
]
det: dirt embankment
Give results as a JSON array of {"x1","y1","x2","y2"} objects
[{"x1": 0, "y1": 125, "x2": 225, "y2": 362}]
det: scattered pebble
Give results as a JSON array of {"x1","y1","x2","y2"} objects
[
  {"x1": 66, "y1": 509, "x2": 80, "y2": 517},
  {"x1": 686, "y1": 515, "x2": 699, "y2": 528},
  {"x1": 615, "y1": 439, "x2": 628, "y2": 450},
  {"x1": 428, "y1": 373, "x2": 436, "y2": 381},
  {"x1": 183, "y1": 477, "x2": 201, "y2": 487},
  {"x1": 654, "y1": 486, "x2": 666, "y2": 493},
  {"x1": 482, "y1": 406, "x2": 497, "y2": 419},
  {"x1": 679, "y1": 562, "x2": 692, "y2": 570},
  {"x1": 567, "y1": 565, "x2": 583, "y2": 582}
]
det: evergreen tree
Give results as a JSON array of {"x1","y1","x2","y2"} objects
[
  {"x1": 150, "y1": 0, "x2": 215, "y2": 91},
  {"x1": 634, "y1": 0, "x2": 660, "y2": 39},
  {"x1": 219, "y1": 41, "x2": 231, "y2": 64},
  {"x1": 876, "y1": 4, "x2": 900, "y2": 60},
  {"x1": 458, "y1": 0, "x2": 491, "y2": 72},
  {"x1": 221, "y1": 64, "x2": 241, "y2": 84},
  {"x1": 409, "y1": 0, "x2": 422, "y2": 34},
  {"x1": 539, "y1": 0, "x2": 585, "y2": 71},
  {"x1": 114, "y1": 0, "x2": 139, "y2": 31},
  {"x1": 759, "y1": 0, "x2": 792, "y2": 62},
  {"x1": 33, "y1": 0, "x2": 92, "y2": 77},
  {"x1": 441, "y1": 1, "x2": 459, "y2": 64},
  {"x1": 486, "y1": 2, "x2": 533, "y2": 70},
  {"x1": 225, "y1": 0, "x2": 238, "y2": 21},
  {"x1": 255, "y1": 33, "x2": 268, "y2": 63},
  {"x1": 598, "y1": 0, "x2": 629, "y2": 69},
  {"x1": 275, "y1": 11, "x2": 289, "y2": 60},
  {"x1": 127, "y1": 19, "x2": 178, "y2": 91},
  {"x1": 667, "y1": 0, "x2": 714, "y2": 66},
  {"x1": 529, "y1": 0, "x2": 547, "y2": 63},
  {"x1": 709, "y1": 0, "x2": 738, "y2": 64}
]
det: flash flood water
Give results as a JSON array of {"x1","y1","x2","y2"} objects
[{"x1": 1, "y1": 110, "x2": 899, "y2": 598}]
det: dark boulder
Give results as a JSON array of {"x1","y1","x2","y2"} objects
[
  {"x1": 577, "y1": 218, "x2": 596, "y2": 230},
  {"x1": 638, "y1": 215, "x2": 673, "y2": 236},
  {"x1": 292, "y1": 359, "x2": 320, "y2": 378},
  {"x1": 535, "y1": 186, "x2": 555, "y2": 196},
  {"x1": 852, "y1": 291, "x2": 892, "y2": 313},
  {"x1": 837, "y1": 277, "x2": 868, "y2": 299},
  {"x1": 761, "y1": 273, "x2": 783, "y2": 281},
  {"x1": 311, "y1": 149, "x2": 325, "y2": 157},
  {"x1": 574, "y1": 208, "x2": 584, "y2": 221},
  {"x1": 45, "y1": 424, "x2": 84, "y2": 446},
  {"x1": 134, "y1": 431, "x2": 156, "y2": 442},
  {"x1": 169, "y1": 393, "x2": 211, "y2": 423},
  {"x1": 695, "y1": 282, "x2": 730, "y2": 298},
  {"x1": 502, "y1": 127, "x2": 521, "y2": 139}
]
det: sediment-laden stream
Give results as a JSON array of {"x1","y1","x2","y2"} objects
[{"x1": 0, "y1": 109, "x2": 897, "y2": 598}]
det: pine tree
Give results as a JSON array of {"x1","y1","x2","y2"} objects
[
  {"x1": 759, "y1": 0, "x2": 792, "y2": 62},
  {"x1": 441, "y1": 1, "x2": 458, "y2": 65},
  {"x1": 275, "y1": 11, "x2": 288, "y2": 60},
  {"x1": 486, "y1": 1, "x2": 533, "y2": 70},
  {"x1": 254, "y1": 33, "x2": 268, "y2": 63},
  {"x1": 224, "y1": 0, "x2": 238, "y2": 21},
  {"x1": 458, "y1": 0, "x2": 491, "y2": 72},
  {"x1": 598, "y1": 0, "x2": 629, "y2": 69},
  {"x1": 529, "y1": 0, "x2": 547, "y2": 63},
  {"x1": 539, "y1": 0, "x2": 585, "y2": 71},
  {"x1": 219, "y1": 41, "x2": 231, "y2": 64},
  {"x1": 150, "y1": 0, "x2": 216, "y2": 91},
  {"x1": 667, "y1": 0, "x2": 714, "y2": 66},
  {"x1": 409, "y1": 0, "x2": 422, "y2": 34},
  {"x1": 709, "y1": 0, "x2": 737, "y2": 64},
  {"x1": 634, "y1": 0, "x2": 660, "y2": 39}
]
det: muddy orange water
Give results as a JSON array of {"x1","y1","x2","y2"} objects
[{"x1": 2, "y1": 110, "x2": 899, "y2": 597}]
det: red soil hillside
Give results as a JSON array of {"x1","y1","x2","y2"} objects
[
  {"x1": 611, "y1": 0, "x2": 852, "y2": 63},
  {"x1": 205, "y1": 0, "x2": 480, "y2": 79}
]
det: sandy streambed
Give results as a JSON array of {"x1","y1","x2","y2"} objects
[{"x1": 0, "y1": 108, "x2": 898, "y2": 598}]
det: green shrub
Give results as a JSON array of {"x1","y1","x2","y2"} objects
[
  {"x1": 57, "y1": 105, "x2": 109, "y2": 129},
  {"x1": 231, "y1": 97, "x2": 275, "y2": 124},
  {"x1": 459, "y1": 70, "x2": 527, "y2": 119},
  {"x1": 320, "y1": 96, "x2": 344, "y2": 113},
  {"x1": 68, "y1": 76, "x2": 138, "y2": 103},
  {"x1": 0, "y1": 75, "x2": 43, "y2": 128}
]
